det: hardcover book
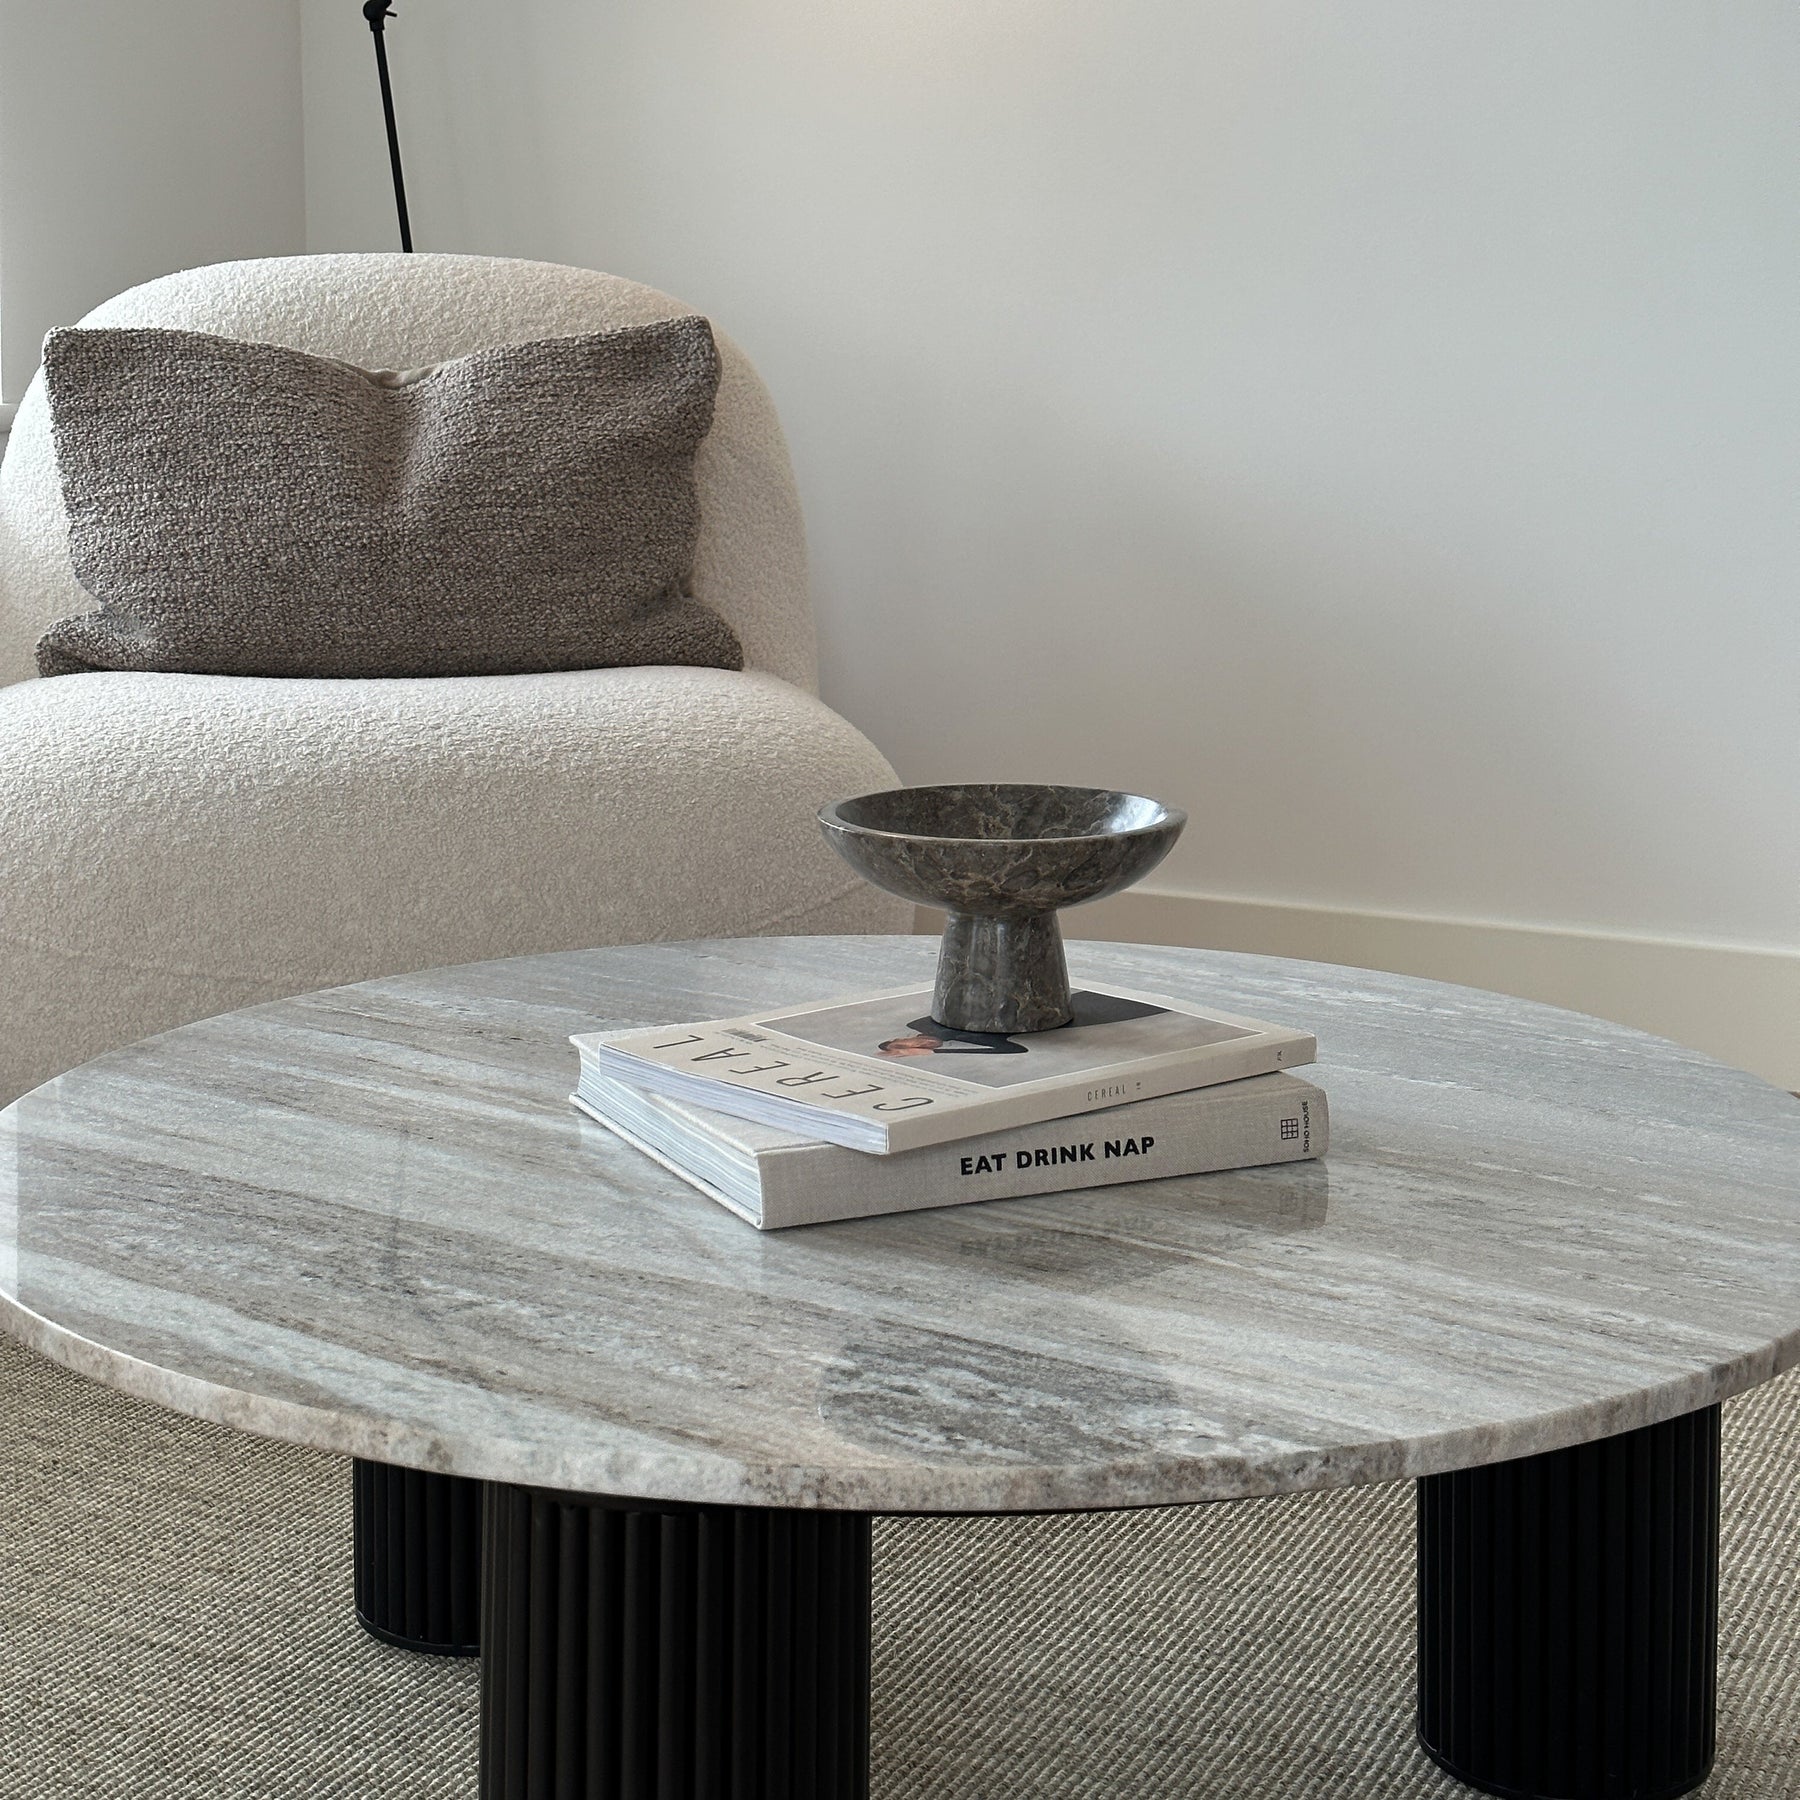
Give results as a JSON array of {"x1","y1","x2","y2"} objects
[
  {"x1": 572, "y1": 1068, "x2": 1328, "y2": 1230},
  {"x1": 570, "y1": 982, "x2": 1315, "y2": 1154}
]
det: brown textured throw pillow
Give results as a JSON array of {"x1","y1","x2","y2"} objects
[{"x1": 35, "y1": 316, "x2": 742, "y2": 679}]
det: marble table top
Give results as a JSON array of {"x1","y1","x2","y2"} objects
[{"x1": 3, "y1": 936, "x2": 1799, "y2": 1513}]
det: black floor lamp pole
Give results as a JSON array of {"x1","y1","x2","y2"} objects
[{"x1": 363, "y1": 1, "x2": 413, "y2": 252}]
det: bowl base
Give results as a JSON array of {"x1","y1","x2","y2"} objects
[{"x1": 933, "y1": 911, "x2": 1072, "y2": 1035}]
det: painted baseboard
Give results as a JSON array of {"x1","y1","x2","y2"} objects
[{"x1": 917, "y1": 889, "x2": 1800, "y2": 1092}]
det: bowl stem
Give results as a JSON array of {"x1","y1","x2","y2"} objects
[{"x1": 933, "y1": 910, "x2": 1073, "y2": 1034}]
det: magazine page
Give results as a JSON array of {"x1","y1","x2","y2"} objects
[{"x1": 760, "y1": 987, "x2": 1253, "y2": 1089}]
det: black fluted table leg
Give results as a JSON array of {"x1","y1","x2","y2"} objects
[
  {"x1": 479, "y1": 1484, "x2": 872, "y2": 1800},
  {"x1": 1418, "y1": 1404, "x2": 1721, "y2": 1800},
  {"x1": 352, "y1": 1458, "x2": 484, "y2": 1656}
]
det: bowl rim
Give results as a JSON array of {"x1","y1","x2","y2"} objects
[{"x1": 818, "y1": 783, "x2": 1187, "y2": 848}]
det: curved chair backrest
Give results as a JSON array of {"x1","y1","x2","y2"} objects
[{"x1": 0, "y1": 253, "x2": 816, "y2": 690}]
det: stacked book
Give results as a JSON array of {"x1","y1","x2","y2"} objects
[{"x1": 570, "y1": 980, "x2": 1326, "y2": 1230}]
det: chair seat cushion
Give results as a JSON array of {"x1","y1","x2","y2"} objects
[{"x1": 0, "y1": 666, "x2": 905, "y2": 1106}]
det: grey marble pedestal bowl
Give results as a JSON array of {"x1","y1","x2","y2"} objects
[{"x1": 818, "y1": 783, "x2": 1185, "y2": 1033}]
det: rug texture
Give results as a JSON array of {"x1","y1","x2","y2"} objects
[{"x1": 3, "y1": 1333, "x2": 1797, "y2": 1798}]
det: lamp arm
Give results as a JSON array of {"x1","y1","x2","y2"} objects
[{"x1": 363, "y1": 1, "x2": 413, "y2": 252}]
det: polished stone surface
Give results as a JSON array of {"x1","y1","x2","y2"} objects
[
  {"x1": 930, "y1": 908, "x2": 1075, "y2": 1036},
  {"x1": 818, "y1": 785, "x2": 1184, "y2": 1031},
  {"x1": 3, "y1": 936, "x2": 1798, "y2": 1514}
]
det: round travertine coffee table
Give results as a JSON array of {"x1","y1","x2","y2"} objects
[{"x1": 3, "y1": 937, "x2": 1799, "y2": 1800}]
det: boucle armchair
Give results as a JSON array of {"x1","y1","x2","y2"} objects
[{"x1": 0, "y1": 253, "x2": 906, "y2": 1107}]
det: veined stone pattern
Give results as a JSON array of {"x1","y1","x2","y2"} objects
[{"x1": 2, "y1": 935, "x2": 1798, "y2": 1513}]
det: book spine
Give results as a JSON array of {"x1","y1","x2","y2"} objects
[{"x1": 759, "y1": 1077, "x2": 1327, "y2": 1228}]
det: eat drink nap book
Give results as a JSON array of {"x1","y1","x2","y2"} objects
[
  {"x1": 570, "y1": 982, "x2": 1315, "y2": 1154},
  {"x1": 573, "y1": 1068, "x2": 1327, "y2": 1230}
]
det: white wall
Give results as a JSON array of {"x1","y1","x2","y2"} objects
[
  {"x1": 298, "y1": 1, "x2": 1800, "y2": 1082},
  {"x1": 0, "y1": 0, "x2": 305, "y2": 401}
]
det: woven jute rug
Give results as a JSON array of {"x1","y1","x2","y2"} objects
[{"x1": 3, "y1": 1332, "x2": 1798, "y2": 1799}]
